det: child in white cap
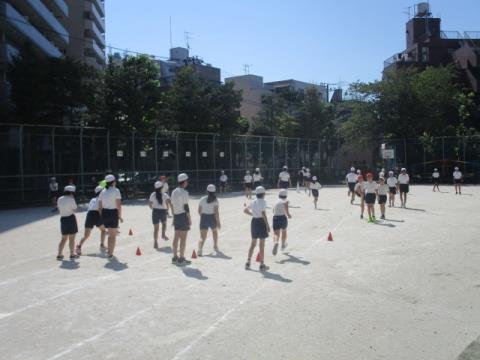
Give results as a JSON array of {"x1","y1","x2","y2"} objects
[
  {"x1": 377, "y1": 177, "x2": 388, "y2": 219},
  {"x1": 76, "y1": 185, "x2": 106, "y2": 255},
  {"x1": 244, "y1": 170, "x2": 253, "y2": 199},
  {"x1": 304, "y1": 168, "x2": 311, "y2": 195},
  {"x1": 386, "y1": 171, "x2": 398, "y2": 207},
  {"x1": 272, "y1": 189, "x2": 291, "y2": 255},
  {"x1": 453, "y1": 166, "x2": 463, "y2": 194},
  {"x1": 278, "y1": 166, "x2": 291, "y2": 189},
  {"x1": 244, "y1": 186, "x2": 270, "y2": 271},
  {"x1": 149, "y1": 181, "x2": 172, "y2": 249},
  {"x1": 309, "y1": 176, "x2": 322, "y2": 209},
  {"x1": 219, "y1": 171, "x2": 228, "y2": 193},
  {"x1": 432, "y1": 168, "x2": 440, "y2": 192},
  {"x1": 198, "y1": 184, "x2": 221, "y2": 256},
  {"x1": 170, "y1": 173, "x2": 191, "y2": 266},
  {"x1": 346, "y1": 167, "x2": 357, "y2": 204},
  {"x1": 253, "y1": 168, "x2": 263, "y2": 188},
  {"x1": 49, "y1": 177, "x2": 59, "y2": 212},
  {"x1": 397, "y1": 168, "x2": 410, "y2": 208},
  {"x1": 98, "y1": 174, "x2": 123, "y2": 259},
  {"x1": 56, "y1": 185, "x2": 79, "y2": 260}
]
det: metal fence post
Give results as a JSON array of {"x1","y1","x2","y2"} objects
[
  {"x1": 52, "y1": 127, "x2": 56, "y2": 175},
  {"x1": 463, "y1": 136, "x2": 466, "y2": 172},
  {"x1": 272, "y1": 137, "x2": 275, "y2": 187},
  {"x1": 229, "y1": 136, "x2": 233, "y2": 184},
  {"x1": 131, "y1": 132, "x2": 136, "y2": 182},
  {"x1": 442, "y1": 137, "x2": 445, "y2": 175},
  {"x1": 285, "y1": 138, "x2": 288, "y2": 167},
  {"x1": 403, "y1": 138, "x2": 408, "y2": 168},
  {"x1": 19, "y1": 125, "x2": 24, "y2": 201},
  {"x1": 175, "y1": 133, "x2": 179, "y2": 174},
  {"x1": 244, "y1": 137, "x2": 247, "y2": 171},
  {"x1": 259, "y1": 136, "x2": 262, "y2": 166},
  {"x1": 80, "y1": 127, "x2": 84, "y2": 195},
  {"x1": 212, "y1": 134, "x2": 216, "y2": 183},
  {"x1": 195, "y1": 134, "x2": 199, "y2": 189},
  {"x1": 106, "y1": 130, "x2": 111, "y2": 170},
  {"x1": 154, "y1": 130, "x2": 158, "y2": 173}
]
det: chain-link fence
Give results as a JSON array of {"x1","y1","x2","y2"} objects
[
  {"x1": 380, "y1": 137, "x2": 480, "y2": 183},
  {"x1": 0, "y1": 124, "x2": 342, "y2": 207}
]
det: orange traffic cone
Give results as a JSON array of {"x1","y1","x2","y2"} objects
[
  {"x1": 136, "y1": 246, "x2": 142, "y2": 256},
  {"x1": 256, "y1": 252, "x2": 262, "y2": 262},
  {"x1": 191, "y1": 250, "x2": 197, "y2": 259},
  {"x1": 327, "y1": 232, "x2": 333, "y2": 241},
  {"x1": 128, "y1": 228, "x2": 133, "y2": 236}
]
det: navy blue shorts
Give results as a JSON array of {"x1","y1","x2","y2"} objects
[
  {"x1": 454, "y1": 179, "x2": 461, "y2": 184},
  {"x1": 253, "y1": 181, "x2": 262, "y2": 188},
  {"x1": 251, "y1": 218, "x2": 268, "y2": 239},
  {"x1": 399, "y1": 184, "x2": 409, "y2": 193},
  {"x1": 200, "y1": 214, "x2": 217, "y2": 230},
  {"x1": 173, "y1": 213, "x2": 190, "y2": 231},
  {"x1": 272, "y1": 215, "x2": 288, "y2": 231},
  {"x1": 102, "y1": 208, "x2": 119, "y2": 229},
  {"x1": 365, "y1": 193, "x2": 376, "y2": 204},
  {"x1": 85, "y1": 210, "x2": 103, "y2": 229},
  {"x1": 311, "y1": 189, "x2": 319, "y2": 198},
  {"x1": 245, "y1": 183, "x2": 253, "y2": 190},
  {"x1": 389, "y1": 186, "x2": 397, "y2": 194},
  {"x1": 279, "y1": 181, "x2": 289, "y2": 189},
  {"x1": 348, "y1": 183, "x2": 356, "y2": 192},
  {"x1": 61, "y1": 215, "x2": 78, "y2": 235},
  {"x1": 378, "y1": 195, "x2": 387, "y2": 204},
  {"x1": 152, "y1": 209, "x2": 167, "y2": 225}
]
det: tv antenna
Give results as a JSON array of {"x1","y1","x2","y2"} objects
[
  {"x1": 184, "y1": 31, "x2": 192, "y2": 50},
  {"x1": 169, "y1": 16, "x2": 173, "y2": 48},
  {"x1": 243, "y1": 64, "x2": 252, "y2": 75},
  {"x1": 402, "y1": 6, "x2": 412, "y2": 19}
]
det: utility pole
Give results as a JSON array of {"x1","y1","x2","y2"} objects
[{"x1": 243, "y1": 64, "x2": 252, "y2": 75}]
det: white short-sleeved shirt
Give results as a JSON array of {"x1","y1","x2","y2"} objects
[
  {"x1": 49, "y1": 182, "x2": 59, "y2": 192},
  {"x1": 453, "y1": 171, "x2": 462, "y2": 180},
  {"x1": 244, "y1": 175, "x2": 253, "y2": 183},
  {"x1": 162, "y1": 183, "x2": 169, "y2": 193},
  {"x1": 398, "y1": 173, "x2": 410, "y2": 184},
  {"x1": 248, "y1": 198, "x2": 267, "y2": 218},
  {"x1": 379, "y1": 171, "x2": 385, "y2": 179},
  {"x1": 354, "y1": 182, "x2": 365, "y2": 194},
  {"x1": 387, "y1": 176, "x2": 398, "y2": 187},
  {"x1": 377, "y1": 184, "x2": 388, "y2": 195},
  {"x1": 99, "y1": 187, "x2": 121, "y2": 209},
  {"x1": 171, "y1": 187, "x2": 189, "y2": 215},
  {"x1": 346, "y1": 172, "x2": 357, "y2": 183},
  {"x1": 273, "y1": 199, "x2": 287, "y2": 216},
  {"x1": 432, "y1": 171, "x2": 440, "y2": 179},
  {"x1": 220, "y1": 175, "x2": 228, "y2": 182},
  {"x1": 253, "y1": 173, "x2": 263, "y2": 182},
  {"x1": 279, "y1": 171, "x2": 290, "y2": 182},
  {"x1": 88, "y1": 197, "x2": 100, "y2": 211},
  {"x1": 364, "y1": 181, "x2": 378, "y2": 194},
  {"x1": 310, "y1": 182, "x2": 322, "y2": 190},
  {"x1": 199, "y1": 196, "x2": 219, "y2": 215},
  {"x1": 57, "y1": 195, "x2": 77, "y2": 217},
  {"x1": 149, "y1": 192, "x2": 170, "y2": 210},
  {"x1": 305, "y1": 172, "x2": 311, "y2": 179}
]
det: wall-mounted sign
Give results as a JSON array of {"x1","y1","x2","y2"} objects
[
  {"x1": 140, "y1": 151, "x2": 146, "y2": 158},
  {"x1": 219, "y1": 152, "x2": 225, "y2": 158},
  {"x1": 186, "y1": 151, "x2": 191, "y2": 157},
  {"x1": 163, "y1": 151, "x2": 169, "y2": 158},
  {"x1": 116, "y1": 150, "x2": 123, "y2": 157},
  {"x1": 202, "y1": 152, "x2": 207, "y2": 158}
]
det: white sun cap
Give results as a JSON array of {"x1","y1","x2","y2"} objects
[
  {"x1": 255, "y1": 186, "x2": 266, "y2": 195},
  {"x1": 95, "y1": 186, "x2": 104, "y2": 194},
  {"x1": 283, "y1": 165, "x2": 288, "y2": 170},
  {"x1": 64, "y1": 185, "x2": 75, "y2": 192},
  {"x1": 389, "y1": 170, "x2": 394, "y2": 175},
  {"x1": 154, "y1": 181, "x2": 163, "y2": 189},
  {"x1": 177, "y1": 173, "x2": 189, "y2": 182},
  {"x1": 312, "y1": 176, "x2": 317, "y2": 181},
  {"x1": 255, "y1": 168, "x2": 260, "y2": 171},
  {"x1": 246, "y1": 170, "x2": 250, "y2": 174},
  {"x1": 401, "y1": 168, "x2": 406, "y2": 171},
  {"x1": 105, "y1": 174, "x2": 115, "y2": 182},
  {"x1": 454, "y1": 166, "x2": 459, "y2": 170},
  {"x1": 434, "y1": 168, "x2": 438, "y2": 171},
  {"x1": 279, "y1": 189, "x2": 288, "y2": 197},
  {"x1": 350, "y1": 167, "x2": 355, "y2": 171},
  {"x1": 207, "y1": 184, "x2": 216, "y2": 192}
]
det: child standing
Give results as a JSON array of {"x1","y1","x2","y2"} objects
[
  {"x1": 49, "y1": 177, "x2": 59, "y2": 212},
  {"x1": 346, "y1": 167, "x2": 357, "y2": 204},
  {"x1": 354, "y1": 175, "x2": 365, "y2": 219},
  {"x1": 432, "y1": 168, "x2": 440, "y2": 192},
  {"x1": 453, "y1": 167, "x2": 463, "y2": 194},
  {"x1": 272, "y1": 189, "x2": 291, "y2": 255},
  {"x1": 244, "y1": 170, "x2": 253, "y2": 199},
  {"x1": 398, "y1": 168, "x2": 410, "y2": 208},
  {"x1": 278, "y1": 166, "x2": 291, "y2": 189},
  {"x1": 198, "y1": 184, "x2": 221, "y2": 256},
  {"x1": 377, "y1": 177, "x2": 388, "y2": 219},
  {"x1": 304, "y1": 168, "x2": 312, "y2": 195},
  {"x1": 171, "y1": 173, "x2": 192, "y2": 266},
  {"x1": 76, "y1": 185, "x2": 106, "y2": 255},
  {"x1": 149, "y1": 181, "x2": 172, "y2": 249},
  {"x1": 387, "y1": 171, "x2": 398, "y2": 207},
  {"x1": 56, "y1": 185, "x2": 79, "y2": 260},
  {"x1": 219, "y1": 171, "x2": 228, "y2": 193},
  {"x1": 309, "y1": 176, "x2": 322, "y2": 209},
  {"x1": 244, "y1": 186, "x2": 270, "y2": 271},
  {"x1": 253, "y1": 168, "x2": 263, "y2": 188},
  {"x1": 364, "y1": 173, "x2": 378, "y2": 222}
]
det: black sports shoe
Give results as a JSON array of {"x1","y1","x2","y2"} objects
[
  {"x1": 56, "y1": 255, "x2": 64, "y2": 261},
  {"x1": 70, "y1": 254, "x2": 79, "y2": 260},
  {"x1": 76, "y1": 245, "x2": 82, "y2": 256},
  {"x1": 259, "y1": 264, "x2": 269, "y2": 272},
  {"x1": 176, "y1": 257, "x2": 191, "y2": 266},
  {"x1": 171, "y1": 256, "x2": 179, "y2": 264},
  {"x1": 245, "y1": 262, "x2": 251, "y2": 270},
  {"x1": 272, "y1": 243, "x2": 278, "y2": 256}
]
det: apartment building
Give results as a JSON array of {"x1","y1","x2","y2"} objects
[
  {"x1": 64, "y1": 0, "x2": 105, "y2": 69},
  {"x1": 0, "y1": 0, "x2": 70, "y2": 100}
]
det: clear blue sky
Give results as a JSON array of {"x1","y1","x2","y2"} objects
[{"x1": 106, "y1": 0, "x2": 480, "y2": 86}]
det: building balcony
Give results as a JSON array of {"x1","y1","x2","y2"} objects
[
  {"x1": 383, "y1": 51, "x2": 424, "y2": 70},
  {"x1": 92, "y1": 0, "x2": 105, "y2": 17},
  {"x1": 0, "y1": 42, "x2": 20, "y2": 63},
  {"x1": 84, "y1": 0, "x2": 105, "y2": 33},
  {"x1": 11, "y1": 0, "x2": 69, "y2": 46},
  {"x1": 45, "y1": 0, "x2": 69, "y2": 18},
  {"x1": 1, "y1": 2, "x2": 63, "y2": 58},
  {"x1": 84, "y1": 38, "x2": 105, "y2": 63},
  {"x1": 85, "y1": 19, "x2": 105, "y2": 48}
]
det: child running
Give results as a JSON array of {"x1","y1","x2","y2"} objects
[
  {"x1": 171, "y1": 173, "x2": 191, "y2": 266},
  {"x1": 244, "y1": 170, "x2": 253, "y2": 199},
  {"x1": 244, "y1": 186, "x2": 270, "y2": 271},
  {"x1": 346, "y1": 167, "x2": 357, "y2": 204},
  {"x1": 309, "y1": 176, "x2": 322, "y2": 209},
  {"x1": 453, "y1": 166, "x2": 463, "y2": 194},
  {"x1": 387, "y1": 171, "x2": 398, "y2": 207},
  {"x1": 149, "y1": 180, "x2": 172, "y2": 249},
  {"x1": 219, "y1": 171, "x2": 228, "y2": 193},
  {"x1": 304, "y1": 168, "x2": 312, "y2": 196},
  {"x1": 56, "y1": 185, "x2": 79, "y2": 260},
  {"x1": 253, "y1": 168, "x2": 263, "y2": 188},
  {"x1": 354, "y1": 175, "x2": 366, "y2": 219},
  {"x1": 432, "y1": 168, "x2": 440, "y2": 192},
  {"x1": 398, "y1": 168, "x2": 410, "y2": 208},
  {"x1": 278, "y1": 166, "x2": 291, "y2": 189},
  {"x1": 272, "y1": 189, "x2": 291, "y2": 255},
  {"x1": 377, "y1": 177, "x2": 388, "y2": 219},
  {"x1": 198, "y1": 184, "x2": 221, "y2": 256},
  {"x1": 76, "y1": 185, "x2": 106, "y2": 255},
  {"x1": 364, "y1": 173, "x2": 378, "y2": 222}
]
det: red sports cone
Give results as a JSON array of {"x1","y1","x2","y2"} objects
[
  {"x1": 256, "y1": 252, "x2": 262, "y2": 262},
  {"x1": 327, "y1": 232, "x2": 333, "y2": 241},
  {"x1": 128, "y1": 228, "x2": 133, "y2": 236},
  {"x1": 136, "y1": 246, "x2": 142, "y2": 256},
  {"x1": 191, "y1": 250, "x2": 197, "y2": 259}
]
